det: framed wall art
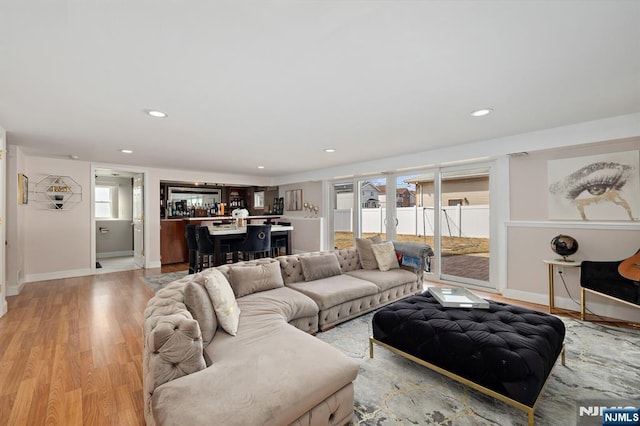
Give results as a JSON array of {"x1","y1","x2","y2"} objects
[
  {"x1": 285, "y1": 189, "x2": 302, "y2": 211},
  {"x1": 548, "y1": 150, "x2": 639, "y2": 221}
]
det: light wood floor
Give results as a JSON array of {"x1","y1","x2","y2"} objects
[
  {"x1": 0, "y1": 264, "x2": 183, "y2": 426},
  {"x1": 0, "y1": 265, "x2": 635, "y2": 425}
]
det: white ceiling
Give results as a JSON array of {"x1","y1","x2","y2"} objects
[{"x1": 1, "y1": 1, "x2": 639, "y2": 178}]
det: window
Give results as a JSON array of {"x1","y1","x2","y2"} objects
[{"x1": 95, "y1": 185, "x2": 117, "y2": 218}]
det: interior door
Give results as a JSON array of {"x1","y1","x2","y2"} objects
[{"x1": 133, "y1": 174, "x2": 145, "y2": 267}]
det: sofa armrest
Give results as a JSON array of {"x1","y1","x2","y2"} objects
[
  {"x1": 145, "y1": 314, "x2": 206, "y2": 391},
  {"x1": 392, "y1": 241, "x2": 434, "y2": 280}
]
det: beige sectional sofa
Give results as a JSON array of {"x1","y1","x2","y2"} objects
[{"x1": 143, "y1": 242, "x2": 432, "y2": 426}]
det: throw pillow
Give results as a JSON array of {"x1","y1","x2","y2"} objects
[
  {"x1": 183, "y1": 281, "x2": 218, "y2": 346},
  {"x1": 300, "y1": 253, "x2": 343, "y2": 281},
  {"x1": 372, "y1": 241, "x2": 400, "y2": 272},
  {"x1": 368, "y1": 235, "x2": 383, "y2": 244},
  {"x1": 355, "y1": 238, "x2": 379, "y2": 270},
  {"x1": 228, "y1": 261, "x2": 285, "y2": 298},
  {"x1": 201, "y1": 268, "x2": 241, "y2": 336}
]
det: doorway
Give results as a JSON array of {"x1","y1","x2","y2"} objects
[{"x1": 92, "y1": 167, "x2": 145, "y2": 273}]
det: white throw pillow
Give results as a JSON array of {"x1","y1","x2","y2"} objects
[
  {"x1": 201, "y1": 268, "x2": 241, "y2": 336},
  {"x1": 371, "y1": 241, "x2": 400, "y2": 272}
]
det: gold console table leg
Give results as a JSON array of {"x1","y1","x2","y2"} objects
[{"x1": 548, "y1": 263, "x2": 555, "y2": 314}]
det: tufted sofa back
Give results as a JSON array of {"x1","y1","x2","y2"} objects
[
  {"x1": 278, "y1": 247, "x2": 362, "y2": 284},
  {"x1": 216, "y1": 257, "x2": 280, "y2": 285}
]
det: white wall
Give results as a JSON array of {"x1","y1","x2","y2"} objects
[
  {"x1": 24, "y1": 157, "x2": 93, "y2": 281},
  {"x1": 279, "y1": 181, "x2": 323, "y2": 218}
]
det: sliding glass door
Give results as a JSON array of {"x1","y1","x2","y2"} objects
[
  {"x1": 438, "y1": 166, "x2": 491, "y2": 288},
  {"x1": 329, "y1": 164, "x2": 493, "y2": 290}
]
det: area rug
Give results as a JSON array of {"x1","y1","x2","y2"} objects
[
  {"x1": 316, "y1": 312, "x2": 640, "y2": 426},
  {"x1": 142, "y1": 270, "x2": 188, "y2": 293}
]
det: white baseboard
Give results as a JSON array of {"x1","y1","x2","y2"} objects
[
  {"x1": 97, "y1": 250, "x2": 134, "y2": 259},
  {"x1": 0, "y1": 299, "x2": 7, "y2": 318},
  {"x1": 25, "y1": 268, "x2": 94, "y2": 283},
  {"x1": 7, "y1": 280, "x2": 26, "y2": 296},
  {"x1": 147, "y1": 260, "x2": 162, "y2": 269}
]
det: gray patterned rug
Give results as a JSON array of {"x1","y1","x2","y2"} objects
[
  {"x1": 316, "y1": 312, "x2": 640, "y2": 426},
  {"x1": 142, "y1": 270, "x2": 188, "y2": 293}
]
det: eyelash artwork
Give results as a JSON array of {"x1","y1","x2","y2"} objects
[{"x1": 549, "y1": 161, "x2": 635, "y2": 220}]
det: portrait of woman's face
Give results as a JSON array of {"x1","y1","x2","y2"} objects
[{"x1": 548, "y1": 151, "x2": 639, "y2": 221}]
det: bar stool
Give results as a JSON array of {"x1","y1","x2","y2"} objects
[
  {"x1": 271, "y1": 222, "x2": 290, "y2": 257},
  {"x1": 195, "y1": 226, "x2": 236, "y2": 269},
  {"x1": 195, "y1": 226, "x2": 216, "y2": 271},
  {"x1": 238, "y1": 224, "x2": 272, "y2": 261},
  {"x1": 185, "y1": 224, "x2": 199, "y2": 274}
]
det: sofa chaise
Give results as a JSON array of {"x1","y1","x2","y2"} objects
[{"x1": 143, "y1": 240, "x2": 433, "y2": 425}]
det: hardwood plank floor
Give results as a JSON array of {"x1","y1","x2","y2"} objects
[
  {"x1": 0, "y1": 266, "x2": 636, "y2": 425},
  {"x1": 0, "y1": 265, "x2": 183, "y2": 426}
]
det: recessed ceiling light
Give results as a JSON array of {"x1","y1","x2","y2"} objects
[
  {"x1": 470, "y1": 108, "x2": 493, "y2": 117},
  {"x1": 144, "y1": 109, "x2": 168, "y2": 118},
  {"x1": 69, "y1": 155, "x2": 79, "y2": 160},
  {"x1": 120, "y1": 149, "x2": 133, "y2": 154},
  {"x1": 324, "y1": 148, "x2": 336, "y2": 153},
  {"x1": 257, "y1": 166, "x2": 265, "y2": 169}
]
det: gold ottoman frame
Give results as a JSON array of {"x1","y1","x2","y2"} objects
[{"x1": 369, "y1": 337, "x2": 566, "y2": 426}]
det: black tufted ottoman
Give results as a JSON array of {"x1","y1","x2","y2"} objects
[{"x1": 369, "y1": 292, "x2": 565, "y2": 426}]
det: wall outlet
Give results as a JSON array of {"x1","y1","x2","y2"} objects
[{"x1": 557, "y1": 267, "x2": 564, "y2": 274}]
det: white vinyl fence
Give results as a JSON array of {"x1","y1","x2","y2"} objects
[{"x1": 334, "y1": 205, "x2": 489, "y2": 238}]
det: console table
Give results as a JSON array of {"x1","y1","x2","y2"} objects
[{"x1": 543, "y1": 259, "x2": 582, "y2": 314}]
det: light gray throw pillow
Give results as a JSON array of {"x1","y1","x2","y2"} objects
[
  {"x1": 229, "y1": 261, "x2": 284, "y2": 298},
  {"x1": 356, "y1": 237, "x2": 379, "y2": 270},
  {"x1": 300, "y1": 253, "x2": 343, "y2": 281},
  {"x1": 183, "y1": 281, "x2": 218, "y2": 346}
]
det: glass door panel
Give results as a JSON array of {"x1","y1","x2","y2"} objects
[
  {"x1": 439, "y1": 167, "x2": 491, "y2": 287},
  {"x1": 358, "y1": 177, "x2": 387, "y2": 242},
  {"x1": 395, "y1": 172, "x2": 436, "y2": 248},
  {"x1": 332, "y1": 181, "x2": 354, "y2": 249}
]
